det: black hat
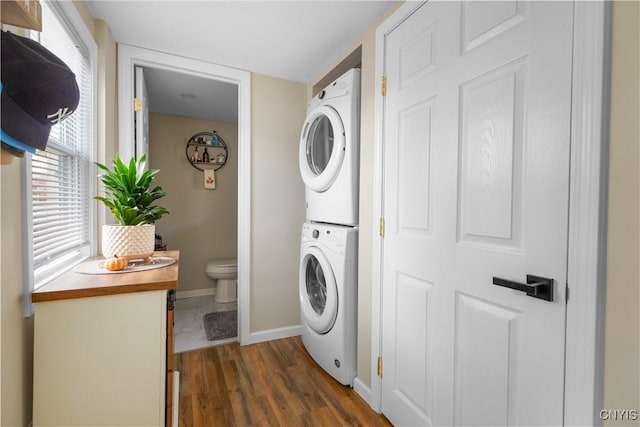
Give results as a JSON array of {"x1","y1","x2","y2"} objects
[{"x1": 1, "y1": 30, "x2": 80, "y2": 154}]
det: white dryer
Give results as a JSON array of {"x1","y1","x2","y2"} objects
[
  {"x1": 299, "y1": 68, "x2": 360, "y2": 226},
  {"x1": 299, "y1": 222, "x2": 358, "y2": 385}
]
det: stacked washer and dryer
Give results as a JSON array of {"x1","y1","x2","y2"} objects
[{"x1": 298, "y1": 69, "x2": 360, "y2": 386}]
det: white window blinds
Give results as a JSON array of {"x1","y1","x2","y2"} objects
[{"x1": 26, "y1": 2, "x2": 95, "y2": 290}]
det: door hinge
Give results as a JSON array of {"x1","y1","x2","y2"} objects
[
  {"x1": 379, "y1": 218, "x2": 385, "y2": 237},
  {"x1": 134, "y1": 97, "x2": 142, "y2": 112},
  {"x1": 377, "y1": 356, "x2": 383, "y2": 377},
  {"x1": 565, "y1": 283, "x2": 569, "y2": 303},
  {"x1": 381, "y1": 75, "x2": 387, "y2": 96}
]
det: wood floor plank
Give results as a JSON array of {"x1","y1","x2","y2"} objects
[
  {"x1": 313, "y1": 405, "x2": 349, "y2": 426},
  {"x1": 175, "y1": 336, "x2": 391, "y2": 427},
  {"x1": 187, "y1": 351, "x2": 212, "y2": 427},
  {"x1": 271, "y1": 370, "x2": 311, "y2": 416},
  {"x1": 236, "y1": 345, "x2": 266, "y2": 397},
  {"x1": 339, "y1": 395, "x2": 393, "y2": 427},
  {"x1": 252, "y1": 394, "x2": 280, "y2": 427},
  {"x1": 177, "y1": 351, "x2": 191, "y2": 399},
  {"x1": 259, "y1": 340, "x2": 290, "y2": 373},
  {"x1": 286, "y1": 363, "x2": 329, "y2": 412},
  {"x1": 177, "y1": 394, "x2": 193, "y2": 427},
  {"x1": 322, "y1": 394, "x2": 363, "y2": 426},
  {"x1": 216, "y1": 340, "x2": 239, "y2": 363},
  {"x1": 296, "y1": 412, "x2": 322, "y2": 427},
  {"x1": 258, "y1": 370, "x2": 294, "y2": 426},
  {"x1": 202, "y1": 347, "x2": 225, "y2": 396},
  {"x1": 202, "y1": 346, "x2": 236, "y2": 425},
  {"x1": 228, "y1": 389, "x2": 280, "y2": 426}
]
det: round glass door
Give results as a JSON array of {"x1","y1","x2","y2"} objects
[
  {"x1": 299, "y1": 105, "x2": 346, "y2": 192},
  {"x1": 306, "y1": 115, "x2": 334, "y2": 176},
  {"x1": 299, "y1": 246, "x2": 338, "y2": 333}
]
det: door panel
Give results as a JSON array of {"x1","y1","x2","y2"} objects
[
  {"x1": 398, "y1": 100, "x2": 434, "y2": 234},
  {"x1": 399, "y1": 21, "x2": 437, "y2": 88},
  {"x1": 395, "y1": 273, "x2": 433, "y2": 416},
  {"x1": 453, "y1": 293, "x2": 521, "y2": 426},
  {"x1": 382, "y1": 269, "x2": 435, "y2": 425},
  {"x1": 457, "y1": 58, "x2": 525, "y2": 249},
  {"x1": 461, "y1": 1, "x2": 528, "y2": 53},
  {"x1": 381, "y1": 1, "x2": 573, "y2": 426}
]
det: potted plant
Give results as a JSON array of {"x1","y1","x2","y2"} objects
[{"x1": 95, "y1": 154, "x2": 169, "y2": 261}]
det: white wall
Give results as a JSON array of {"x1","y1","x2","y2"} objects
[
  {"x1": 604, "y1": 1, "x2": 640, "y2": 421},
  {"x1": 149, "y1": 113, "x2": 238, "y2": 294},
  {"x1": 250, "y1": 73, "x2": 307, "y2": 332},
  {"x1": 94, "y1": 19, "x2": 118, "y2": 250},
  {"x1": 0, "y1": 153, "x2": 33, "y2": 427}
]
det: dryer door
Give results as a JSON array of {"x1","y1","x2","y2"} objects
[
  {"x1": 299, "y1": 246, "x2": 338, "y2": 334},
  {"x1": 299, "y1": 105, "x2": 346, "y2": 192}
]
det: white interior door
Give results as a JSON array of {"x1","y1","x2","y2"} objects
[
  {"x1": 380, "y1": 1, "x2": 574, "y2": 426},
  {"x1": 135, "y1": 66, "x2": 149, "y2": 161}
]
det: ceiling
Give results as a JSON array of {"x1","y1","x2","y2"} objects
[
  {"x1": 87, "y1": 1, "x2": 395, "y2": 122},
  {"x1": 142, "y1": 67, "x2": 239, "y2": 122}
]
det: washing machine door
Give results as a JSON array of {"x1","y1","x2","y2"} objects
[
  {"x1": 299, "y1": 246, "x2": 338, "y2": 334},
  {"x1": 299, "y1": 105, "x2": 346, "y2": 192}
]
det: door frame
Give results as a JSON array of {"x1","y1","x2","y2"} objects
[
  {"x1": 117, "y1": 44, "x2": 252, "y2": 345},
  {"x1": 369, "y1": 2, "x2": 610, "y2": 425}
]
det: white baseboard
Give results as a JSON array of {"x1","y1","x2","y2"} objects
[
  {"x1": 353, "y1": 377, "x2": 377, "y2": 411},
  {"x1": 172, "y1": 371, "x2": 180, "y2": 427},
  {"x1": 247, "y1": 324, "x2": 301, "y2": 344},
  {"x1": 176, "y1": 288, "x2": 214, "y2": 299}
]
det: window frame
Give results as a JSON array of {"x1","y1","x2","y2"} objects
[{"x1": 22, "y1": 0, "x2": 98, "y2": 316}]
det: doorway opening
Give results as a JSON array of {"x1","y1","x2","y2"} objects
[{"x1": 117, "y1": 44, "x2": 252, "y2": 346}]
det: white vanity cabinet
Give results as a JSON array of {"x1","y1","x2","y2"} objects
[{"x1": 32, "y1": 251, "x2": 179, "y2": 427}]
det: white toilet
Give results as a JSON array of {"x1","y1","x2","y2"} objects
[{"x1": 205, "y1": 258, "x2": 237, "y2": 303}]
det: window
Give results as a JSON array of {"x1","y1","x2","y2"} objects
[{"x1": 23, "y1": 1, "x2": 96, "y2": 308}]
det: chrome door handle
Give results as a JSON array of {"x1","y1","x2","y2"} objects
[{"x1": 492, "y1": 275, "x2": 554, "y2": 302}]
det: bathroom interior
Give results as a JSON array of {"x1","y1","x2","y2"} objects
[{"x1": 144, "y1": 66, "x2": 240, "y2": 353}]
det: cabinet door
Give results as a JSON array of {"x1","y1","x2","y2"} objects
[{"x1": 33, "y1": 291, "x2": 167, "y2": 426}]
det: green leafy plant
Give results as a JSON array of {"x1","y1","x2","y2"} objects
[{"x1": 94, "y1": 154, "x2": 169, "y2": 225}]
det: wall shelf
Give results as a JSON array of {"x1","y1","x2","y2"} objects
[{"x1": 185, "y1": 131, "x2": 228, "y2": 172}]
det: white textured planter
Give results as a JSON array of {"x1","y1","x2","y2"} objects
[{"x1": 102, "y1": 224, "x2": 155, "y2": 261}]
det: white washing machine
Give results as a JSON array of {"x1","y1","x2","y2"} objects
[
  {"x1": 299, "y1": 222, "x2": 358, "y2": 385},
  {"x1": 299, "y1": 68, "x2": 360, "y2": 226}
]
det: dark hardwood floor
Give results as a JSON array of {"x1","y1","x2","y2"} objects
[{"x1": 175, "y1": 336, "x2": 392, "y2": 426}]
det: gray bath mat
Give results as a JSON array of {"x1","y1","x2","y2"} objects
[{"x1": 203, "y1": 310, "x2": 237, "y2": 341}]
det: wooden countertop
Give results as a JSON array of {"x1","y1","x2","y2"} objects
[{"x1": 32, "y1": 250, "x2": 179, "y2": 303}]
